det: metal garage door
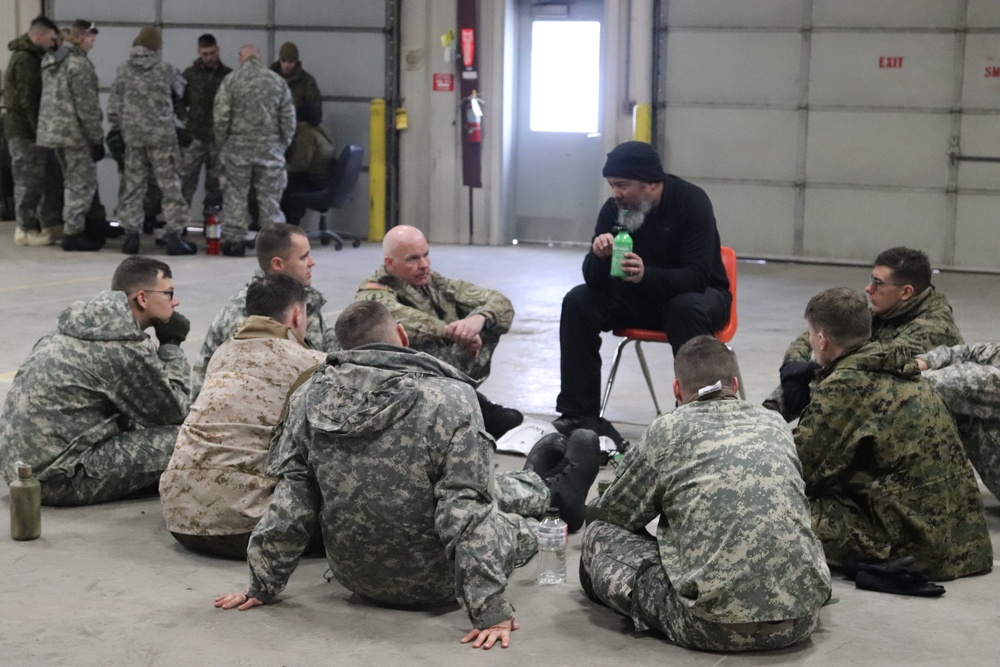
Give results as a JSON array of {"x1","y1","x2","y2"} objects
[
  {"x1": 45, "y1": 0, "x2": 396, "y2": 239},
  {"x1": 657, "y1": 0, "x2": 1000, "y2": 271}
]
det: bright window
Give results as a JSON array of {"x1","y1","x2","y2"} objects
[{"x1": 529, "y1": 21, "x2": 601, "y2": 133}]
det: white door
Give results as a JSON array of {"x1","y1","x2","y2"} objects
[{"x1": 511, "y1": 0, "x2": 605, "y2": 244}]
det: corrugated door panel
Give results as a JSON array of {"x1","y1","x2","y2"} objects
[
  {"x1": 957, "y1": 115, "x2": 1000, "y2": 190},
  {"x1": 665, "y1": 107, "x2": 798, "y2": 182},
  {"x1": 962, "y1": 34, "x2": 1000, "y2": 110},
  {"x1": 806, "y1": 111, "x2": 951, "y2": 188},
  {"x1": 161, "y1": 29, "x2": 270, "y2": 72},
  {"x1": 664, "y1": 31, "x2": 800, "y2": 105},
  {"x1": 809, "y1": 33, "x2": 955, "y2": 109},
  {"x1": 87, "y1": 27, "x2": 149, "y2": 89},
  {"x1": 275, "y1": 1, "x2": 385, "y2": 26},
  {"x1": 665, "y1": 0, "x2": 804, "y2": 28},
  {"x1": 804, "y1": 189, "x2": 948, "y2": 263},
  {"x1": 708, "y1": 184, "x2": 797, "y2": 256},
  {"x1": 273, "y1": 31, "x2": 385, "y2": 99},
  {"x1": 812, "y1": 0, "x2": 957, "y2": 29},
  {"x1": 162, "y1": 1, "x2": 269, "y2": 24},
  {"x1": 51, "y1": 0, "x2": 155, "y2": 23},
  {"x1": 956, "y1": 195, "x2": 1000, "y2": 269},
  {"x1": 968, "y1": 1, "x2": 1000, "y2": 26}
]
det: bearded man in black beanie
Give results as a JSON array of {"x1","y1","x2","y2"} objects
[{"x1": 553, "y1": 141, "x2": 731, "y2": 443}]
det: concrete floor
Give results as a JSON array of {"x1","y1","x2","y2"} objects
[{"x1": 1, "y1": 219, "x2": 998, "y2": 666}]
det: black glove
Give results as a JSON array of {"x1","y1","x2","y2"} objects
[
  {"x1": 152, "y1": 312, "x2": 191, "y2": 347},
  {"x1": 90, "y1": 142, "x2": 106, "y2": 162},
  {"x1": 843, "y1": 557, "x2": 945, "y2": 598},
  {"x1": 176, "y1": 126, "x2": 193, "y2": 149},
  {"x1": 106, "y1": 128, "x2": 125, "y2": 165},
  {"x1": 779, "y1": 360, "x2": 821, "y2": 418}
]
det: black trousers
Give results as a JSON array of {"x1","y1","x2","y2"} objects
[{"x1": 556, "y1": 281, "x2": 731, "y2": 417}]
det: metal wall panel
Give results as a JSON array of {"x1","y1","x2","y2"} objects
[
  {"x1": 961, "y1": 34, "x2": 1000, "y2": 110},
  {"x1": 162, "y1": 1, "x2": 269, "y2": 25},
  {"x1": 809, "y1": 33, "x2": 955, "y2": 109},
  {"x1": 273, "y1": 30, "x2": 385, "y2": 98},
  {"x1": 806, "y1": 111, "x2": 951, "y2": 188},
  {"x1": 968, "y1": 1, "x2": 1000, "y2": 27},
  {"x1": 956, "y1": 115, "x2": 1000, "y2": 191},
  {"x1": 664, "y1": 32, "x2": 801, "y2": 105},
  {"x1": 89, "y1": 27, "x2": 148, "y2": 88},
  {"x1": 274, "y1": 2, "x2": 385, "y2": 27},
  {"x1": 803, "y1": 189, "x2": 948, "y2": 263},
  {"x1": 812, "y1": 0, "x2": 957, "y2": 29},
  {"x1": 707, "y1": 183, "x2": 798, "y2": 257},
  {"x1": 160, "y1": 29, "x2": 269, "y2": 72},
  {"x1": 50, "y1": 0, "x2": 155, "y2": 23},
  {"x1": 664, "y1": 108, "x2": 799, "y2": 182},
  {"x1": 955, "y1": 195, "x2": 1000, "y2": 269},
  {"x1": 663, "y1": 0, "x2": 804, "y2": 28}
]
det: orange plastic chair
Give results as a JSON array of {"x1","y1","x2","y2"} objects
[{"x1": 599, "y1": 246, "x2": 744, "y2": 418}]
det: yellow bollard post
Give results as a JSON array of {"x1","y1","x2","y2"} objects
[
  {"x1": 632, "y1": 103, "x2": 652, "y2": 143},
  {"x1": 369, "y1": 98, "x2": 387, "y2": 242}
]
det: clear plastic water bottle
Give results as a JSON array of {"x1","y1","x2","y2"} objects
[{"x1": 536, "y1": 507, "x2": 567, "y2": 585}]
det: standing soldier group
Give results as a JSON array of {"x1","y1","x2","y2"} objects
[{"x1": 4, "y1": 17, "x2": 323, "y2": 256}]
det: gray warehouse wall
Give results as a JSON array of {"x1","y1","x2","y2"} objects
[{"x1": 658, "y1": 0, "x2": 1000, "y2": 271}]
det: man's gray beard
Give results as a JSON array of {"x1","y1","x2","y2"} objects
[{"x1": 620, "y1": 198, "x2": 653, "y2": 233}]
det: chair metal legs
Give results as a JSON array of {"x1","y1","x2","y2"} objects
[{"x1": 600, "y1": 337, "x2": 747, "y2": 420}]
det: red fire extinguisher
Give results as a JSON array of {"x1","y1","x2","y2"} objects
[{"x1": 465, "y1": 91, "x2": 483, "y2": 143}]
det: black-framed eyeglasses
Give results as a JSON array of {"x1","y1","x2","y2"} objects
[
  {"x1": 145, "y1": 289, "x2": 175, "y2": 299},
  {"x1": 869, "y1": 276, "x2": 905, "y2": 290}
]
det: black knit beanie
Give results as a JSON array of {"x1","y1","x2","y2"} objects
[{"x1": 602, "y1": 141, "x2": 666, "y2": 182}]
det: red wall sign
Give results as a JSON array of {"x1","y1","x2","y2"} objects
[
  {"x1": 878, "y1": 56, "x2": 904, "y2": 69},
  {"x1": 433, "y1": 73, "x2": 455, "y2": 92},
  {"x1": 986, "y1": 66, "x2": 1000, "y2": 79}
]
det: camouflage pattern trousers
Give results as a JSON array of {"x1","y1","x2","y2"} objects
[
  {"x1": 181, "y1": 138, "x2": 224, "y2": 215},
  {"x1": 956, "y1": 417, "x2": 1000, "y2": 502},
  {"x1": 118, "y1": 144, "x2": 190, "y2": 235},
  {"x1": 493, "y1": 470, "x2": 549, "y2": 572},
  {"x1": 220, "y1": 148, "x2": 287, "y2": 241},
  {"x1": 581, "y1": 521, "x2": 820, "y2": 652},
  {"x1": 415, "y1": 330, "x2": 502, "y2": 383},
  {"x1": 40, "y1": 424, "x2": 180, "y2": 507},
  {"x1": 8, "y1": 137, "x2": 63, "y2": 231},
  {"x1": 52, "y1": 145, "x2": 97, "y2": 235}
]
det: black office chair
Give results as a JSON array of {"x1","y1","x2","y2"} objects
[{"x1": 282, "y1": 144, "x2": 364, "y2": 250}]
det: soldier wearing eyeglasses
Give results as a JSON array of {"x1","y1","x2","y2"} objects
[
  {"x1": 766, "y1": 246, "x2": 963, "y2": 421},
  {"x1": 0, "y1": 256, "x2": 192, "y2": 506}
]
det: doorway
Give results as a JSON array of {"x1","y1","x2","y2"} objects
[{"x1": 512, "y1": 0, "x2": 605, "y2": 244}]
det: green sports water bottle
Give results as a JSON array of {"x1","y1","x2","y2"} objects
[{"x1": 610, "y1": 226, "x2": 632, "y2": 278}]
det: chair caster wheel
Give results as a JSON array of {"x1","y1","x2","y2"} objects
[
  {"x1": 334, "y1": 241, "x2": 343, "y2": 250},
  {"x1": 320, "y1": 236, "x2": 331, "y2": 246},
  {"x1": 351, "y1": 239, "x2": 361, "y2": 248}
]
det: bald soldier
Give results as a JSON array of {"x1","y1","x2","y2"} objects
[{"x1": 355, "y1": 225, "x2": 522, "y2": 439}]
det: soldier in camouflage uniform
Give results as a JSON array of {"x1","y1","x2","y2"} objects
[
  {"x1": 356, "y1": 225, "x2": 523, "y2": 438},
  {"x1": 191, "y1": 224, "x2": 337, "y2": 399},
  {"x1": 766, "y1": 246, "x2": 963, "y2": 421},
  {"x1": 270, "y1": 42, "x2": 322, "y2": 122},
  {"x1": 107, "y1": 27, "x2": 196, "y2": 256},
  {"x1": 36, "y1": 20, "x2": 105, "y2": 251},
  {"x1": 215, "y1": 301, "x2": 600, "y2": 651},
  {"x1": 919, "y1": 343, "x2": 1000, "y2": 501},
  {"x1": 161, "y1": 274, "x2": 327, "y2": 559},
  {"x1": 177, "y1": 33, "x2": 231, "y2": 215},
  {"x1": 4, "y1": 16, "x2": 61, "y2": 246},
  {"x1": 0, "y1": 256, "x2": 192, "y2": 506},
  {"x1": 793, "y1": 288, "x2": 992, "y2": 581},
  {"x1": 582, "y1": 336, "x2": 831, "y2": 652},
  {"x1": 214, "y1": 44, "x2": 295, "y2": 256}
]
